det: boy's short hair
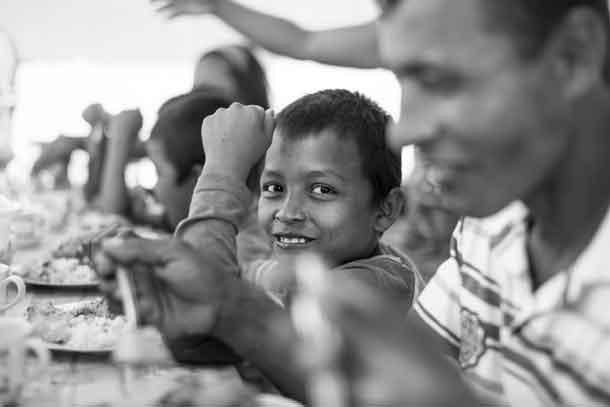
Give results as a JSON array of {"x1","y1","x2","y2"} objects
[
  {"x1": 275, "y1": 89, "x2": 400, "y2": 205},
  {"x1": 150, "y1": 90, "x2": 231, "y2": 184}
]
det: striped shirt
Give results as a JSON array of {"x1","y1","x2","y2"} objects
[{"x1": 415, "y1": 202, "x2": 610, "y2": 406}]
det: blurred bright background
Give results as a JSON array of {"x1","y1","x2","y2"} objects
[{"x1": 0, "y1": 0, "x2": 405, "y2": 187}]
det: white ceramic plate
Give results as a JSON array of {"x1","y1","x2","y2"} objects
[
  {"x1": 22, "y1": 278, "x2": 99, "y2": 289},
  {"x1": 31, "y1": 301, "x2": 124, "y2": 354}
]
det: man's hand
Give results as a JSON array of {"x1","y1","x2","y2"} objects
[
  {"x1": 201, "y1": 103, "x2": 275, "y2": 184},
  {"x1": 94, "y1": 237, "x2": 238, "y2": 341},
  {"x1": 152, "y1": 0, "x2": 220, "y2": 18},
  {"x1": 300, "y1": 273, "x2": 478, "y2": 406}
]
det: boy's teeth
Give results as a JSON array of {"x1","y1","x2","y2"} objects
[{"x1": 279, "y1": 236, "x2": 307, "y2": 244}]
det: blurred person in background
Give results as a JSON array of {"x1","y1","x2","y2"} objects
[
  {"x1": 30, "y1": 103, "x2": 115, "y2": 196},
  {"x1": 0, "y1": 28, "x2": 18, "y2": 169},
  {"x1": 96, "y1": 45, "x2": 269, "y2": 237},
  {"x1": 191, "y1": 45, "x2": 270, "y2": 108},
  {"x1": 94, "y1": 95, "x2": 228, "y2": 231}
]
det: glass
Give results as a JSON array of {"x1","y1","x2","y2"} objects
[
  {"x1": 0, "y1": 317, "x2": 50, "y2": 405},
  {"x1": 0, "y1": 271, "x2": 25, "y2": 313}
]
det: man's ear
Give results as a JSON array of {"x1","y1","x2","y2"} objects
[
  {"x1": 191, "y1": 163, "x2": 204, "y2": 179},
  {"x1": 374, "y1": 187, "x2": 405, "y2": 234},
  {"x1": 549, "y1": 7, "x2": 608, "y2": 98}
]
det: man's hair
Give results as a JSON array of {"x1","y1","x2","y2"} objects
[
  {"x1": 275, "y1": 89, "x2": 400, "y2": 205},
  {"x1": 150, "y1": 90, "x2": 231, "y2": 184},
  {"x1": 480, "y1": 0, "x2": 610, "y2": 82}
]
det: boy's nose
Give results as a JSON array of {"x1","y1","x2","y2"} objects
[{"x1": 274, "y1": 195, "x2": 306, "y2": 223}]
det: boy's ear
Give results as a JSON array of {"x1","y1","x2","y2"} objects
[{"x1": 374, "y1": 187, "x2": 405, "y2": 234}]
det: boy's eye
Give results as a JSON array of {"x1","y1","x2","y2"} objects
[
  {"x1": 311, "y1": 184, "x2": 336, "y2": 196},
  {"x1": 261, "y1": 182, "x2": 283, "y2": 195}
]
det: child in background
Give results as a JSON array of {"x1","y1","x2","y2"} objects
[
  {"x1": 96, "y1": 44, "x2": 270, "y2": 230},
  {"x1": 178, "y1": 89, "x2": 422, "y2": 303},
  {"x1": 97, "y1": 90, "x2": 232, "y2": 231}
]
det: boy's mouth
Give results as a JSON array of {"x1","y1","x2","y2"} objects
[{"x1": 273, "y1": 233, "x2": 315, "y2": 249}]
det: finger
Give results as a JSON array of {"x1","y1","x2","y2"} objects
[
  {"x1": 167, "y1": 10, "x2": 186, "y2": 19},
  {"x1": 99, "y1": 278, "x2": 118, "y2": 297},
  {"x1": 99, "y1": 279, "x2": 122, "y2": 310},
  {"x1": 157, "y1": 7, "x2": 181, "y2": 18},
  {"x1": 101, "y1": 237, "x2": 171, "y2": 266},
  {"x1": 137, "y1": 297, "x2": 159, "y2": 326},
  {"x1": 264, "y1": 109, "x2": 276, "y2": 138},
  {"x1": 92, "y1": 250, "x2": 117, "y2": 279},
  {"x1": 132, "y1": 262, "x2": 161, "y2": 323}
]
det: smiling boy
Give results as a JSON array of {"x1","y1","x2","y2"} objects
[{"x1": 178, "y1": 89, "x2": 420, "y2": 302}]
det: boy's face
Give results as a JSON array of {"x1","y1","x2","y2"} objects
[
  {"x1": 258, "y1": 129, "x2": 384, "y2": 268},
  {"x1": 147, "y1": 140, "x2": 199, "y2": 229}
]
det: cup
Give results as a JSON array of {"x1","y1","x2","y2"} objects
[
  {"x1": 0, "y1": 268, "x2": 25, "y2": 313},
  {"x1": 0, "y1": 195, "x2": 19, "y2": 264},
  {"x1": 0, "y1": 317, "x2": 50, "y2": 405}
]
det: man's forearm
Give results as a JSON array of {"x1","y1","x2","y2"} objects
[
  {"x1": 215, "y1": 0, "x2": 311, "y2": 60},
  {"x1": 214, "y1": 1, "x2": 381, "y2": 68},
  {"x1": 214, "y1": 279, "x2": 308, "y2": 403}
]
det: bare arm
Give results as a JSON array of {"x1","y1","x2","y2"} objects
[
  {"x1": 155, "y1": 0, "x2": 382, "y2": 69},
  {"x1": 96, "y1": 110, "x2": 143, "y2": 215},
  {"x1": 31, "y1": 135, "x2": 87, "y2": 176}
]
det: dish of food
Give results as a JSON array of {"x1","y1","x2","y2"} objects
[
  {"x1": 12, "y1": 258, "x2": 99, "y2": 287},
  {"x1": 26, "y1": 298, "x2": 126, "y2": 352},
  {"x1": 76, "y1": 211, "x2": 128, "y2": 233}
]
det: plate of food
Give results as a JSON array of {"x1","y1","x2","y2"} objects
[
  {"x1": 11, "y1": 225, "x2": 127, "y2": 288},
  {"x1": 26, "y1": 298, "x2": 126, "y2": 353},
  {"x1": 12, "y1": 258, "x2": 99, "y2": 288}
]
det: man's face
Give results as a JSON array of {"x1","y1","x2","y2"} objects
[
  {"x1": 258, "y1": 130, "x2": 382, "y2": 269},
  {"x1": 381, "y1": 0, "x2": 572, "y2": 217}
]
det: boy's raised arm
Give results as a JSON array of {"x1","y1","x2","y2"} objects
[
  {"x1": 154, "y1": 0, "x2": 383, "y2": 69},
  {"x1": 176, "y1": 103, "x2": 273, "y2": 257}
]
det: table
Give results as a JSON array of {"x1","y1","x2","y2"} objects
[{"x1": 5, "y1": 214, "x2": 257, "y2": 407}]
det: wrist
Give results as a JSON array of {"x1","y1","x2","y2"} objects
[
  {"x1": 202, "y1": 161, "x2": 250, "y2": 182},
  {"x1": 211, "y1": 277, "x2": 249, "y2": 339},
  {"x1": 212, "y1": 279, "x2": 282, "y2": 353}
]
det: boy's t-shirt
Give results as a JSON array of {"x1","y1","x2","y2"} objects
[
  {"x1": 176, "y1": 172, "x2": 422, "y2": 306},
  {"x1": 246, "y1": 242, "x2": 422, "y2": 305}
]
